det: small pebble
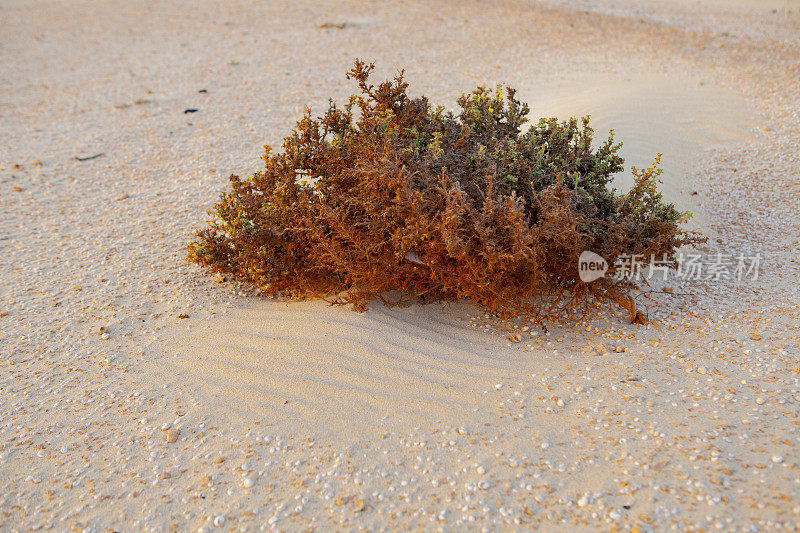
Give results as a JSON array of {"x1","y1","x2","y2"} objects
[{"x1": 165, "y1": 428, "x2": 179, "y2": 443}]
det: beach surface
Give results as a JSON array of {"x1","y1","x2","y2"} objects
[{"x1": 1, "y1": 0, "x2": 799, "y2": 530}]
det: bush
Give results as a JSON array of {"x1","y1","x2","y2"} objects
[{"x1": 188, "y1": 60, "x2": 703, "y2": 320}]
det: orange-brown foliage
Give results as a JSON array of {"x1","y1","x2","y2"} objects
[{"x1": 188, "y1": 60, "x2": 704, "y2": 320}]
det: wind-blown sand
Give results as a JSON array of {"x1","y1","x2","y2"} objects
[{"x1": 1, "y1": 0, "x2": 799, "y2": 530}]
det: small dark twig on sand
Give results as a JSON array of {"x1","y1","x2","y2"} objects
[{"x1": 75, "y1": 153, "x2": 104, "y2": 162}]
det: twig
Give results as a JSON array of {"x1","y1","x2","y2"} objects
[{"x1": 75, "y1": 153, "x2": 104, "y2": 162}]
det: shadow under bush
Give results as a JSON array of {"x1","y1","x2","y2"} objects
[{"x1": 188, "y1": 60, "x2": 704, "y2": 320}]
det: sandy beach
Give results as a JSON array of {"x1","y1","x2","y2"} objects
[{"x1": 1, "y1": 0, "x2": 799, "y2": 530}]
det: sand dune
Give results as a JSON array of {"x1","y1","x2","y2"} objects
[{"x1": 2, "y1": 0, "x2": 799, "y2": 530}]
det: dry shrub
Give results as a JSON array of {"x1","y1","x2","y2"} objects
[{"x1": 188, "y1": 60, "x2": 704, "y2": 320}]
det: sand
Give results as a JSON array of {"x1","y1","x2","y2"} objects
[{"x1": 1, "y1": 0, "x2": 799, "y2": 530}]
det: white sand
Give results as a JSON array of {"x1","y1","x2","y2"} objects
[{"x1": 1, "y1": 0, "x2": 799, "y2": 530}]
